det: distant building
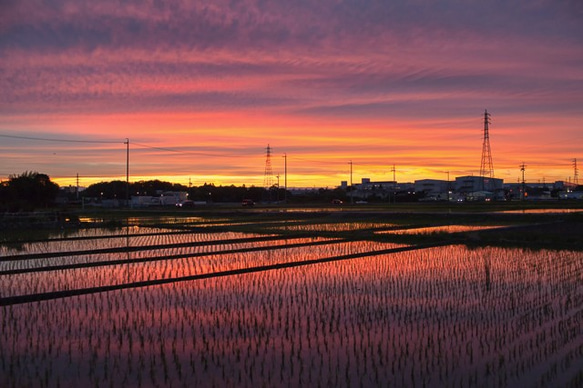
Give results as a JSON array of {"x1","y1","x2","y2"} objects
[
  {"x1": 331, "y1": 174, "x2": 581, "y2": 202},
  {"x1": 455, "y1": 176, "x2": 503, "y2": 193},
  {"x1": 347, "y1": 178, "x2": 413, "y2": 200},
  {"x1": 559, "y1": 191, "x2": 583, "y2": 200},
  {"x1": 159, "y1": 191, "x2": 188, "y2": 206},
  {"x1": 355, "y1": 178, "x2": 398, "y2": 191},
  {"x1": 414, "y1": 179, "x2": 450, "y2": 200},
  {"x1": 131, "y1": 196, "x2": 160, "y2": 207},
  {"x1": 553, "y1": 181, "x2": 578, "y2": 190}
]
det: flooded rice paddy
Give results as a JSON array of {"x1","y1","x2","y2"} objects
[
  {"x1": 376, "y1": 224, "x2": 506, "y2": 235},
  {"x1": 497, "y1": 208, "x2": 583, "y2": 214},
  {"x1": 273, "y1": 222, "x2": 397, "y2": 232},
  {"x1": 1, "y1": 217, "x2": 582, "y2": 387}
]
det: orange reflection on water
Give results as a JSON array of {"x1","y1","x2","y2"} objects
[
  {"x1": 2, "y1": 245, "x2": 581, "y2": 387},
  {"x1": 275, "y1": 222, "x2": 397, "y2": 232},
  {"x1": 0, "y1": 239, "x2": 403, "y2": 297},
  {"x1": 377, "y1": 224, "x2": 506, "y2": 235}
]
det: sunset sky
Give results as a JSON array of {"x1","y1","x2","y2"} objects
[{"x1": 1, "y1": 0, "x2": 582, "y2": 189}]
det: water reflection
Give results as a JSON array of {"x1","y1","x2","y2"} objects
[
  {"x1": 274, "y1": 222, "x2": 396, "y2": 232},
  {"x1": 0, "y1": 229, "x2": 267, "y2": 256},
  {"x1": 377, "y1": 224, "x2": 505, "y2": 235},
  {"x1": 497, "y1": 208, "x2": 583, "y2": 214},
  {"x1": 1, "y1": 245, "x2": 581, "y2": 387},
  {"x1": 0, "y1": 239, "x2": 402, "y2": 297}
]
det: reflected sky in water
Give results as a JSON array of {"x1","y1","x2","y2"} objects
[{"x1": 2, "y1": 243, "x2": 581, "y2": 387}]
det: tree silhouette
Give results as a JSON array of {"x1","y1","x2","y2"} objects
[{"x1": 0, "y1": 171, "x2": 59, "y2": 211}]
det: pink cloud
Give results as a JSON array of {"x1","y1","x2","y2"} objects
[{"x1": 1, "y1": 0, "x2": 582, "y2": 186}]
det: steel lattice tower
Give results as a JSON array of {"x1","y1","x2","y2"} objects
[
  {"x1": 479, "y1": 109, "x2": 494, "y2": 189},
  {"x1": 263, "y1": 144, "x2": 274, "y2": 189}
]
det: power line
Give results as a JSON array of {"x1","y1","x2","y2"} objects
[
  {"x1": 0, "y1": 134, "x2": 250, "y2": 158},
  {"x1": 0, "y1": 133, "x2": 122, "y2": 144},
  {"x1": 290, "y1": 156, "x2": 352, "y2": 165},
  {"x1": 131, "y1": 142, "x2": 242, "y2": 158}
]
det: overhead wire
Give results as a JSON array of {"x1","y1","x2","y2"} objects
[
  {"x1": 0, "y1": 133, "x2": 122, "y2": 144},
  {"x1": 130, "y1": 142, "x2": 246, "y2": 158},
  {"x1": 3, "y1": 133, "x2": 578, "y2": 183}
]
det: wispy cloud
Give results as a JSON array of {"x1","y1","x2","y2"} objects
[{"x1": 1, "y1": 0, "x2": 582, "y2": 185}]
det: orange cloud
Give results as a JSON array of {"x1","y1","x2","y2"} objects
[{"x1": 1, "y1": 1, "x2": 582, "y2": 188}]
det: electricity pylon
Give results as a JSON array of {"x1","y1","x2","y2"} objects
[
  {"x1": 263, "y1": 144, "x2": 274, "y2": 189},
  {"x1": 479, "y1": 109, "x2": 494, "y2": 190}
]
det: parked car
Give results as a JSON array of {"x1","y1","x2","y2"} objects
[
  {"x1": 176, "y1": 200, "x2": 195, "y2": 208},
  {"x1": 241, "y1": 199, "x2": 255, "y2": 206}
]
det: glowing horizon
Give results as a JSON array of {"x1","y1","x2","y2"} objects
[{"x1": 1, "y1": 1, "x2": 582, "y2": 188}]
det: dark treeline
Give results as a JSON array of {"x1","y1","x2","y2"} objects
[
  {"x1": 6, "y1": 173, "x2": 582, "y2": 212},
  {"x1": 81, "y1": 180, "x2": 367, "y2": 204},
  {"x1": 1, "y1": 172, "x2": 59, "y2": 212},
  {"x1": 1, "y1": 172, "x2": 349, "y2": 211},
  {"x1": 82, "y1": 180, "x2": 288, "y2": 203},
  {"x1": 81, "y1": 180, "x2": 422, "y2": 204}
]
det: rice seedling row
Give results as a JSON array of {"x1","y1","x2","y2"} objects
[
  {"x1": 0, "y1": 240, "x2": 408, "y2": 300},
  {"x1": 1, "y1": 245, "x2": 580, "y2": 387},
  {"x1": 0, "y1": 229, "x2": 272, "y2": 258},
  {"x1": 0, "y1": 237, "x2": 337, "y2": 275}
]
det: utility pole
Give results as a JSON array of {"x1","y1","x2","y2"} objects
[
  {"x1": 446, "y1": 171, "x2": 451, "y2": 200},
  {"x1": 520, "y1": 162, "x2": 526, "y2": 201},
  {"x1": 283, "y1": 153, "x2": 287, "y2": 202},
  {"x1": 125, "y1": 138, "x2": 130, "y2": 207},
  {"x1": 76, "y1": 173, "x2": 79, "y2": 200},
  {"x1": 349, "y1": 160, "x2": 353, "y2": 204},
  {"x1": 391, "y1": 164, "x2": 396, "y2": 204},
  {"x1": 574, "y1": 158, "x2": 579, "y2": 185}
]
